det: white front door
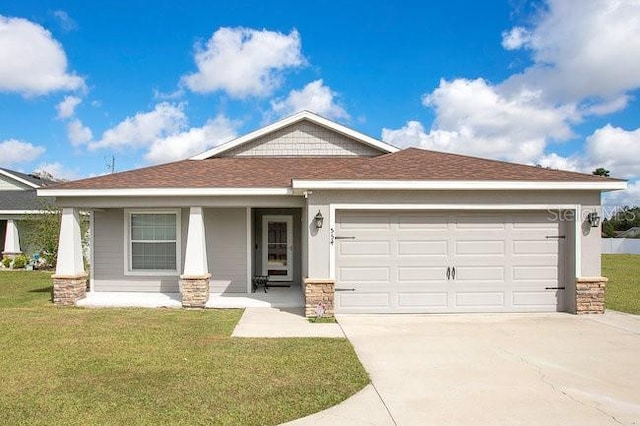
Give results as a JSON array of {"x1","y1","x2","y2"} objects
[{"x1": 262, "y1": 215, "x2": 293, "y2": 281}]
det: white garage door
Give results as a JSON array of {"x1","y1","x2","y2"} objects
[{"x1": 335, "y1": 211, "x2": 566, "y2": 313}]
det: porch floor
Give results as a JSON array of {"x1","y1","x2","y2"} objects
[{"x1": 77, "y1": 287, "x2": 303, "y2": 309}]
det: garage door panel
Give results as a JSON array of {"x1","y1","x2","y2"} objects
[
  {"x1": 339, "y1": 240, "x2": 390, "y2": 256},
  {"x1": 513, "y1": 240, "x2": 558, "y2": 255},
  {"x1": 455, "y1": 292, "x2": 505, "y2": 307},
  {"x1": 397, "y1": 266, "x2": 446, "y2": 282},
  {"x1": 335, "y1": 210, "x2": 563, "y2": 314},
  {"x1": 455, "y1": 240, "x2": 505, "y2": 255},
  {"x1": 397, "y1": 240, "x2": 448, "y2": 256},
  {"x1": 397, "y1": 215, "x2": 449, "y2": 229},
  {"x1": 454, "y1": 266, "x2": 504, "y2": 282},
  {"x1": 340, "y1": 267, "x2": 390, "y2": 282},
  {"x1": 512, "y1": 291, "x2": 559, "y2": 307},
  {"x1": 338, "y1": 292, "x2": 389, "y2": 308},
  {"x1": 512, "y1": 266, "x2": 558, "y2": 281},
  {"x1": 398, "y1": 292, "x2": 448, "y2": 307}
]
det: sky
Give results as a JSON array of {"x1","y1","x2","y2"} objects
[{"x1": 1, "y1": 0, "x2": 639, "y2": 207}]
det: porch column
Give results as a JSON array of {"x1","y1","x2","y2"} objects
[
  {"x1": 52, "y1": 208, "x2": 87, "y2": 306},
  {"x1": 180, "y1": 207, "x2": 210, "y2": 308},
  {"x1": 2, "y1": 219, "x2": 22, "y2": 256}
]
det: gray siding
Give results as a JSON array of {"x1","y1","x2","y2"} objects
[
  {"x1": 205, "y1": 208, "x2": 248, "y2": 293},
  {"x1": 220, "y1": 121, "x2": 383, "y2": 157},
  {"x1": 0, "y1": 175, "x2": 29, "y2": 191},
  {"x1": 93, "y1": 208, "x2": 188, "y2": 292}
]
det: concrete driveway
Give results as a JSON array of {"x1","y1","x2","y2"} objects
[{"x1": 338, "y1": 312, "x2": 640, "y2": 425}]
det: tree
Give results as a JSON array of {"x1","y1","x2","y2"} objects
[
  {"x1": 593, "y1": 167, "x2": 610, "y2": 177},
  {"x1": 602, "y1": 219, "x2": 616, "y2": 238}
]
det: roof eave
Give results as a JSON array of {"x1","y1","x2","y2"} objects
[{"x1": 291, "y1": 179, "x2": 628, "y2": 191}]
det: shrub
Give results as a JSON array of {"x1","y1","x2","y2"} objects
[
  {"x1": 1, "y1": 256, "x2": 11, "y2": 268},
  {"x1": 12, "y1": 255, "x2": 29, "y2": 269}
]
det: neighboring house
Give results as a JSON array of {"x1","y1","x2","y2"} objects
[
  {"x1": 38, "y1": 111, "x2": 626, "y2": 315},
  {"x1": 0, "y1": 168, "x2": 55, "y2": 258},
  {"x1": 614, "y1": 227, "x2": 640, "y2": 238}
]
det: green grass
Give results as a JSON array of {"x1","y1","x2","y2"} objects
[
  {"x1": 308, "y1": 316, "x2": 338, "y2": 323},
  {"x1": 603, "y1": 254, "x2": 640, "y2": 314},
  {"x1": 0, "y1": 271, "x2": 369, "y2": 425}
]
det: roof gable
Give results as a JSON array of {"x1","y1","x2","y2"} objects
[
  {"x1": 0, "y1": 168, "x2": 51, "y2": 190},
  {"x1": 191, "y1": 110, "x2": 399, "y2": 159}
]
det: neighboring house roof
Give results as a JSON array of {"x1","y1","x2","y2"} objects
[
  {"x1": 616, "y1": 227, "x2": 640, "y2": 238},
  {"x1": 191, "y1": 110, "x2": 399, "y2": 159},
  {"x1": 0, "y1": 168, "x2": 56, "y2": 188},
  {"x1": 41, "y1": 148, "x2": 625, "y2": 195}
]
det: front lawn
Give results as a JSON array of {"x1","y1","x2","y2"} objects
[
  {"x1": 602, "y1": 254, "x2": 640, "y2": 314},
  {"x1": 0, "y1": 271, "x2": 368, "y2": 425}
]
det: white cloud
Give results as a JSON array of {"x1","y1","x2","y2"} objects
[
  {"x1": 383, "y1": 78, "x2": 576, "y2": 163},
  {"x1": 145, "y1": 115, "x2": 238, "y2": 164},
  {"x1": 586, "y1": 124, "x2": 640, "y2": 178},
  {"x1": 501, "y1": 26, "x2": 531, "y2": 50},
  {"x1": 603, "y1": 180, "x2": 640, "y2": 210},
  {"x1": 56, "y1": 95, "x2": 82, "y2": 119},
  {"x1": 536, "y1": 152, "x2": 582, "y2": 172},
  {"x1": 0, "y1": 16, "x2": 85, "y2": 96},
  {"x1": 52, "y1": 10, "x2": 77, "y2": 32},
  {"x1": 270, "y1": 80, "x2": 349, "y2": 120},
  {"x1": 0, "y1": 139, "x2": 45, "y2": 167},
  {"x1": 67, "y1": 119, "x2": 93, "y2": 146},
  {"x1": 181, "y1": 27, "x2": 305, "y2": 98},
  {"x1": 90, "y1": 103, "x2": 186, "y2": 150},
  {"x1": 34, "y1": 162, "x2": 79, "y2": 181},
  {"x1": 502, "y1": 0, "x2": 640, "y2": 104}
]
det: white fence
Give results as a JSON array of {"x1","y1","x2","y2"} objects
[{"x1": 602, "y1": 238, "x2": 640, "y2": 254}]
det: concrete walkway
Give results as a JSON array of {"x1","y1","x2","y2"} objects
[{"x1": 232, "y1": 307, "x2": 344, "y2": 338}]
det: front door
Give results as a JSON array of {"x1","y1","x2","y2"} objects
[{"x1": 262, "y1": 215, "x2": 293, "y2": 281}]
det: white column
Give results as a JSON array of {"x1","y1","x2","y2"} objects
[
  {"x1": 182, "y1": 207, "x2": 209, "y2": 277},
  {"x1": 3, "y1": 219, "x2": 21, "y2": 255},
  {"x1": 55, "y1": 208, "x2": 85, "y2": 277}
]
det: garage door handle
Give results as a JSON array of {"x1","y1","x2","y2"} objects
[
  {"x1": 451, "y1": 267, "x2": 456, "y2": 280},
  {"x1": 335, "y1": 288, "x2": 356, "y2": 292},
  {"x1": 446, "y1": 267, "x2": 451, "y2": 280},
  {"x1": 545, "y1": 286, "x2": 566, "y2": 290}
]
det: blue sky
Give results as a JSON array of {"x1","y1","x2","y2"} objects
[{"x1": 1, "y1": 0, "x2": 639, "y2": 206}]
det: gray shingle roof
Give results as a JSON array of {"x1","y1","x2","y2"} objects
[
  {"x1": 0, "y1": 190, "x2": 51, "y2": 211},
  {"x1": 0, "y1": 168, "x2": 56, "y2": 187}
]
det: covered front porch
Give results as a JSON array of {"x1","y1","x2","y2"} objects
[
  {"x1": 53, "y1": 202, "x2": 320, "y2": 312},
  {"x1": 76, "y1": 286, "x2": 303, "y2": 309}
]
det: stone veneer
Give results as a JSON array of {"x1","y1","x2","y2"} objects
[
  {"x1": 304, "y1": 278, "x2": 335, "y2": 317},
  {"x1": 52, "y1": 274, "x2": 87, "y2": 306},
  {"x1": 180, "y1": 274, "x2": 211, "y2": 308},
  {"x1": 575, "y1": 277, "x2": 607, "y2": 314}
]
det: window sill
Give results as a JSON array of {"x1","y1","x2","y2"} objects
[{"x1": 124, "y1": 270, "x2": 180, "y2": 277}]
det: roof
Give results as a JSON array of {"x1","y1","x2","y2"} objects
[
  {"x1": 191, "y1": 110, "x2": 399, "y2": 159},
  {"x1": 0, "y1": 168, "x2": 56, "y2": 188},
  {"x1": 40, "y1": 148, "x2": 625, "y2": 195}
]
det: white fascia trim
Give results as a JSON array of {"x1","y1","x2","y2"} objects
[
  {"x1": 190, "y1": 110, "x2": 399, "y2": 159},
  {"x1": 0, "y1": 210, "x2": 46, "y2": 215},
  {"x1": 0, "y1": 169, "x2": 40, "y2": 189},
  {"x1": 293, "y1": 180, "x2": 627, "y2": 191},
  {"x1": 38, "y1": 187, "x2": 293, "y2": 197},
  {"x1": 328, "y1": 203, "x2": 581, "y2": 280}
]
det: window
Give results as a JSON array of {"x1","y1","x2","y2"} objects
[{"x1": 126, "y1": 211, "x2": 180, "y2": 274}]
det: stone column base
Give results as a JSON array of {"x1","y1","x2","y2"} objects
[
  {"x1": 575, "y1": 277, "x2": 607, "y2": 314},
  {"x1": 180, "y1": 274, "x2": 211, "y2": 308},
  {"x1": 52, "y1": 274, "x2": 88, "y2": 306},
  {"x1": 304, "y1": 278, "x2": 335, "y2": 317}
]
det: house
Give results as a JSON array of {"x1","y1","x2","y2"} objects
[
  {"x1": 0, "y1": 168, "x2": 55, "y2": 259},
  {"x1": 38, "y1": 111, "x2": 626, "y2": 315}
]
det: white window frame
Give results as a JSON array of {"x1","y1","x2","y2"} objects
[{"x1": 124, "y1": 209, "x2": 181, "y2": 276}]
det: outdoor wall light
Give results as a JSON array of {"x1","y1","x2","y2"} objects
[
  {"x1": 587, "y1": 211, "x2": 601, "y2": 228},
  {"x1": 314, "y1": 211, "x2": 324, "y2": 229}
]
